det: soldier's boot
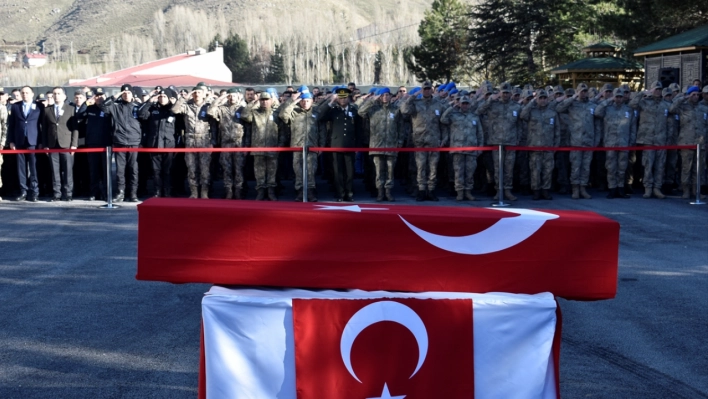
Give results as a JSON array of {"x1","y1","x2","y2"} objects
[
  {"x1": 682, "y1": 184, "x2": 691, "y2": 199},
  {"x1": 114, "y1": 189, "x2": 125, "y2": 203},
  {"x1": 691, "y1": 184, "x2": 706, "y2": 199},
  {"x1": 376, "y1": 188, "x2": 385, "y2": 202},
  {"x1": 464, "y1": 190, "x2": 475, "y2": 201},
  {"x1": 416, "y1": 189, "x2": 426, "y2": 202},
  {"x1": 163, "y1": 188, "x2": 171, "y2": 198},
  {"x1": 385, "y1": 189, "x2": 395, "y2": 202},
  {"x1": 652, "y1": 187, "x2": 665, "y2": 199},
  {"x1": 618, "y1": 186, "x2": 630, "y2": 199},
  {"x1": 606, "y1": 188, "x2": 617, "y2": 199},
  {"x1": 541, "y1": 189, "x2": 553, "y2": 200},
  {"x1": 504, "y1": 189, "x2": 517, "y2": 201},
  {"x1": 643, "y1": 187, "x2": 652, "y2": 199},
  {"x1": 267, "y1": 188, "x2": 277, "y2": 201},
  {"x1": 493, "y1": 188, "x2": 499, "y2": 201},
  {"x1": 295, "y1": 189, "x2": 303, "y2": 202},
  {"x1": 571, "y1": 185, "x2": 580, "y2": 200},
  {"x1": 580, "y1": 186, "x2": 592, "y2": 199},
  {"x1": 427, "y1": 189, "x2": 439, "y2": 202},
  {"x1": 558, "y1": 184, "x2": 569, "y2": 195},
  {"x1": 532, "y1": 190, "x2": 541, "y2": 201},
  {"x1": 153, "y1": 189, "x2": 161, "y2": 198},
  {"x1": 307, "y1": 189, "x2": 318, "y2": 202},
  {"x1": 189, "y1": 186, "x2": 198, "y2": 199},
  {"x1": 225, "y1": 187, "x2": 233, "y2": 199},
  {"x1": 200, "y1": 185, "x2": 209, "y2": 199},
  {"x1": 234, "y1": 188, "x2": 243, "y2": 200},
  {"x1": 456, "y1": 190, "x2": 464, "y2": 201},
  {"x1": 255, "y1": 189, "x2": 266, "y2": 201}
]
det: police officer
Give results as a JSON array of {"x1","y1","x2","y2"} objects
[
  {"x1": 595, "y1": 88, "x2": 637, "y2": 199},
  {"x1": 358, "y1": 87, "x2": 403, "y2": 202},
  {"x1": 100, "y1": 84, "x2": 142, "y2": 202},
  {"x1": 78, "y1": 88, "x2": 112, "y2": 201},
  {"x1": 476, "y1": 82, "x2": 521, "y2": 201},
  {"x1": 139, "y1": 88, "x2": 178, "y2": 197},
  {"x1": 208, "y1": 88, "x2": 248, "y2": 199},
  {"x1": 171, "y1": 85, "x2": 216, "y2": 199},
  {"x1": 400, "y1": 81, "x2": 446, "y2": 201},
  {"x1": 440, "y1": 95, "x2": 483, "y2": 201},
  {"x1": 317, "y1": 87, "x2": 361, "y2": 202},
  {"x1": 280, "y1": 88, "x2": 326, "y2": 202}
]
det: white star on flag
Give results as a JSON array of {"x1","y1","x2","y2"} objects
[{"x1": 367, "y1": 383, "x2": 406, "y2": 399}]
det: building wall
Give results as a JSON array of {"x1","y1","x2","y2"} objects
[{"x1": 644, "y1": 51, "x2": 706, "y2": 89}]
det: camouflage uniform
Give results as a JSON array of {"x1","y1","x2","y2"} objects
[
  {"x1": 628, "y1": 85, "x2": 670, "y2": 194},
  {"x1": 595, "y1": 95, "x2": 637, "y2": 190},
  {"x1": 665, "y1": 105, "x2": 680, "y2": 186},
  {"x1": 358, "y1": 99, "x2": 403, "y2": 190},
  {"x1": 516, "y1": 91, "x2": 533, "y2": 191},
  {"x1": 471, "y1": 93, "x2": 495, "y2": 190},
  {"x1": 520, "y1": 97, "x2": 560, "y2": 191},
  {"x1": 555, "y1": 86, "x2": 597, "y2": 194},
  {"x1": 669, "y1": 93, "x2": 707, "y2": 191},
  {"x1": 440, "y1": 105, "x2": 484, "y2": 192},
  {"x1": 279, "y1": 98, "x2": 326, "y2": 192},
  {"x1": 208, "y1": 101, "x2": 247, "y2": 198},
  {"x1": 0, "y1": 104, "x2": 7, "y2": 191},
  {"x1": 475, "y1": 85, "x2": 521, "y2": 193},
  {"x1": 241, "y1": 101, "x2": 282, "y2": 191},
  {"x1": 399, "y1": 93, "x2": 447, "y2": 193},
  {"x1": 171, "y1": 98, "x2": 216, "y2": 196},
  {"x1": 550, "y1": 87, "x2": 571, "y2": 191}
]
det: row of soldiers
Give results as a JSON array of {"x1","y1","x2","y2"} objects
[{"x1": 0, "y1": 79, "x2": 706, "y2": 203}]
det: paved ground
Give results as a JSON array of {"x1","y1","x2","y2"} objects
[{"x1": 0, "y1": 181, "x2": 706, "y2": 398}]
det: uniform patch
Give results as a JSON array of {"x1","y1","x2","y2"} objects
[
  {"x1": 348, "y1": 111, "x2": 353, "y2": 117},
  {"x1": 435, "y1": 109, "x2": 440, "y2": 116},
  {"x1": 99, "y1": 111, "x2": 105, "y2": 117},
  {"x1": 389, "y1": 112, "x2": 395, "y2": 119},
  {"x1": 200, "y1": 111, "x2": 206, "y2": 118},
  {"x1": 269, "y1": 115, "x2": 274, "y2": 121},
  {"x1": 512, "y1": 110, "x2": 518, "y2": 117},
  {"x1": 625, "y1": 112, "x2": 630, "y2": 118},
  {"x1": 675, "y1": 115, "x2": 679, "y2": 121},
  {"x1": 152, "y1": 110, "x2": 160, "y2": 115},
  {"x1": 590, "y1": 108, "x2": 595, "y2": 115},
  {"x1": 236, "y1": 112, "x2": 241, "y2": 119},
  {"x1": 550, "y1": 118, "x2": 555, "y2": 125},
  {"x1": 168, "y1": 116, "x2": 174, "y2": 123},
  {"x1": 664, "y1": 109, "x2": 668, "y2": 116},
  {"x1": 472, "y1": 120, "x2": 477, "y2": 126},
  {"x1": 31, "y1": 104, "x2": 36, "y2": 110}
]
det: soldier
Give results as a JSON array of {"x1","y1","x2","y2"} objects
[
  {"x1": 473, "y1": 83, "x2": 495, "y2": 196},
  {"x1": 241, "y1": 92, "x2": 282, "y2": 201},
  {"x1": 279, "y1": 89, "x2": 325, "y2": 202},
  {"x1": 400, "y1": 81, "x2": 447, "y2": 201},
  {"x1": 595, "y1": 88, "x2": 636, "y2": 199},
  {"x1": 440, "y1": 95, "x2": 483, "y2": 201},
  {"x1": 99, "y1": 84, "x2": 142, "y2": 202},
  {"x1": 476, "y1": 82, "x2": 521, "y2": 201},
  {"x1": 316, "y1": 87, "x2": 361, "y2": 202},
  {"x1": 629, "y1": 81, "x2": 670, "y2": 199},
  {"x1": 669, "y1": 85, "x2": 707, "y2": 199},
  {"x1": 551, "y1": 86, "x2": 571, "y2": 194},
  {"x1": 77, "y1": 88, "x2": 112, "y2": 201},
  {"x1": 208, "y1": 88, "x2": 248, "y2": 199},
  {"x1": 555, "y1": 83, "x2": 596, "y2": 199},
  {"x1": 0, "y1": 89, "x2": 7, "y2": 201},
  {"x1": 520, "y1": 89, "x2": 560, "y2": 200},
  {"x1": 171, "y1": 85, "x2": 215, "y2": 199},
  {"x1": 620, "y1": 84, "x2": 639, "y2": 193},
  {"x1": 139, "y1": 89, "x2": 178, "y2": 197},
  {"x1": 358, "y1": 87, "x2": 403, "y2": 202},
  {"x1": 515, "y1": 89, "x2": 534, "y2": 195},
  {"x1": 393, "y1": 86, "x2": 416, "y2": 195}
]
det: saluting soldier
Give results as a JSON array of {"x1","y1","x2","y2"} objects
[
  {"x1": 139, "y1": 88, "x2": 178, "y2": 198},
  {"x1": 669, "y1": 85, "x2": 707, "y2": 199},
  {"x1": 440, "y1": 95, "x2": 483, "y2": 201},
  {"x1": 208, "y1": 88, "x2": 248, "y2": 199},
  {"x1": 520, "y1": 89, "x2": 560, "y2": 200}
]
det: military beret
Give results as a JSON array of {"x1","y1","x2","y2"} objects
[
  {"x1": 686, "y1": 86, "x2": 699, "y2": 95},
  {"x1": 576, "y1": 83, "x2": 589, "y2": 91},
  {"x1": 300, "y1": 92, "x2": 313, "y2": 100},
  {"x1": 298, "y1": 85, "x2": 309, "y2": 93},
  {"x1": 376, "y1": 87, "x2": 391, "y2": 95},
  {"x1": 650, "y1": 81, "x2": 662, "y2": 90},
  {"x1": 368, "y1": 87, "x2": 377, "y2": 94},
  {"x1": 409, "y1": 87, "x2": 421, "y2": 96},
  {"x1": 613, "y1": 88, "x2": 624, "y2": 97},
  {"x1": 266, "y1": 88, "x2": 278, "y2": 96},
  {"x1": 449, "y1": 88, "x2": 459, "y2": 96}
]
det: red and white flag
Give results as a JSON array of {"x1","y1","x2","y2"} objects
[{"x1": 293, "y1": 298, "x2": 474, "y2": 399}]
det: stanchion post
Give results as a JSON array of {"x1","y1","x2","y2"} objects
[
  {"x1": 100, "y1": 146, "x2": 119, "y2": 209},
  {"x1": 492, "y1": 144, "x2": 510, "y2": 207},
  {"x1": 690, "y1": 143, "x2": 705, "y2": 205},
  {"x1": 302, "y1": 146, "x2": 308, "y2": 203}
]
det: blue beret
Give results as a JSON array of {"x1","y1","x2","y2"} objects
[
  {"x1": 439, "y1": 83, "x2": 449, "y2": 91},
  {"x1": 376, "y1": 87, "x2": 391, "y2": 95},
  {"x1": 687, "y1": 86, "x2": 699, "y2": 95},
  {"x1": 267, "y1": 88, "x2": 278, "y2": 95},
  {"x1": 409, "y1": 87, "x2": 421, "y2": 96},
  {"x1": 449, "y1": 88, "x2": 459, "y2": 95},
  {"x1": 298, "y1": 85, "x2": 309, "y2": 93},
  {"x1": 300, "y1": 92, "x2": 313, "y2": 99},
  {"x1": 368, "y1": 87, "x2": 377, "y2": 94}
]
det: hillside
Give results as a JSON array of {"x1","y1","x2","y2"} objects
[{"x1": 0, "y1": 0, "x2": 432, "y2": 55}]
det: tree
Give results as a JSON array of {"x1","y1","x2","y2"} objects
[
  {"x1": 405, "y1": 0, "x2": 469, "y2": 83},
  {"x1": 468, "y1": 0, "x2": 588, "y2": 85},
  {"x1": 216, "y1": 33, "x2": 261, "y2": 83},
  {"x1": 266, "y1": 44, "x2": 286, "y2": 83}
]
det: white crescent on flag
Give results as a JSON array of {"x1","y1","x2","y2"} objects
[{"x1": 399, "y1": 208, "x2": 559, "y2": 255}]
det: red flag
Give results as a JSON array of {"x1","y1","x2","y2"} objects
[{"x1": 293, "y1": 298, "x2": 474, "y2": 399}]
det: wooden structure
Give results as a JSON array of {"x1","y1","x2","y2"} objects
[
  {"x1": 634, "y1": 25, "x2": 708, "y2": 89},
  {"x1": 551, "y1": 42, "x2": 644, "y2": 89}
]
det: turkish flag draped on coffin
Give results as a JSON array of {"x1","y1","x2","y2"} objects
[{"x1": 292, "y1": 298, "x2": 474, "y2": 399}]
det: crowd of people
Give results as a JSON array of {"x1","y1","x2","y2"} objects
[{"x1": 0, "y1": 78, "x2": 706, "y2": 203}]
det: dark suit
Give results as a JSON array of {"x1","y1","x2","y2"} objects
[
  {"x1": 7, "y1": 101, "x2": 43, "y2": 197},
  {"x1": 317, "y1": 101, "x2": 361, "y2": 199},
  {"x1": 42, "y1": 103, "x2": 79, "y2": 198}
]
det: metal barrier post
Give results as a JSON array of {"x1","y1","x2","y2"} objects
[
  {"x1": 302, "y1": 146, "x2": 308, "y2": 203},
  {"x1": 690, "y1": 143, "x2": 705, "y2": 205},
  {"x1": 492, "y1": 145, "x2": 510, "y2": 207},
  {"x1": 100, "y1": 146, "x2": 119, "y2": 209}
]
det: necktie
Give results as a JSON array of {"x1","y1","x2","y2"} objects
[
  {"x1": 56, "y1": 105, "x2": 60, "y2": 120},
  {"x1": 23, "y1": 103, "x2": 28, "y2": 116}
]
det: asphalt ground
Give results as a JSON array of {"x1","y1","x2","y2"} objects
[{"x1": 0, "y1": 180, "x2": 706, "y2": 398}]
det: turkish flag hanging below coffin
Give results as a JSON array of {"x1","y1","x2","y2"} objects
[
  {"x1": 136, "y1": 199, "x2": 619, "y2": 300},
  {"x1": 292, "y1": 298, "x2": 474, "y2": 399}
]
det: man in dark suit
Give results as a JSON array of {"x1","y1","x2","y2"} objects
[
  {"x1": 42, "y1": 87, "x2": 79, "y2": 201},
  {"x1": 7, "y1": 86, "x2": 43, "y2": 202}
]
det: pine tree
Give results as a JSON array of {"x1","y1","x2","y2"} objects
[
  {"x1": 405, "y1": 0, "x2": 469, "y2": 83},
  {"x1": 219, "y1": 32, "x2": 260, "y2": 83},
  {"x1": 266, "y1": 44, "x2": 286, "y2": 83}
]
